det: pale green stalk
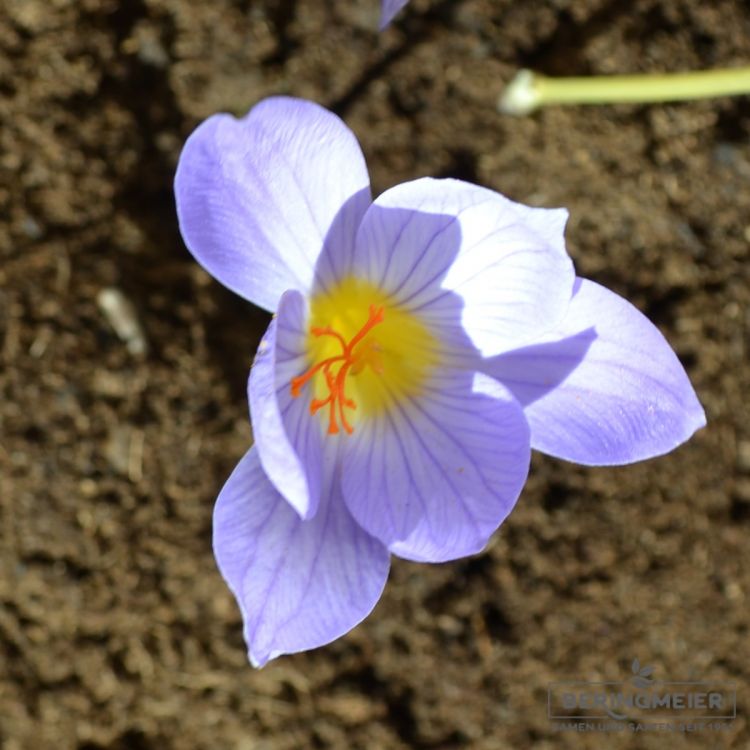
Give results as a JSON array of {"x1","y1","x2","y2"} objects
[{"x1": 499, "y1": 67, "x2": 750, "y2": 115}]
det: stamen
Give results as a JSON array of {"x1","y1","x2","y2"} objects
[{"x1": 291, "y1": 305, "x2": 385, "y2": 435}]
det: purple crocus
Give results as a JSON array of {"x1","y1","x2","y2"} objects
[
  {"x1": 380, "y1": 0, "x2": 409, "y2": 28},
  {"x1": 174, "y1": 97, "x2": 705, "y2": 667}
]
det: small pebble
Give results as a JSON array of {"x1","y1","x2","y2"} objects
[{"x1": 97, "y1": 287, "x2": 148, "y2": 355}]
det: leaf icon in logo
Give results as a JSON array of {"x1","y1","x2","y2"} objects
[{"x1": 629, "y1": 659, "x2": 655, "y2": 688}]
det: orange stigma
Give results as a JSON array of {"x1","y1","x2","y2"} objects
[{"x1": 290, "y1": 305, "x2": 385, "y2": 435}]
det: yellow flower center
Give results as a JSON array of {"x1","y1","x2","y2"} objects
[{"x1": 290, "y1": 277, "x2": 440, "y2": 435}]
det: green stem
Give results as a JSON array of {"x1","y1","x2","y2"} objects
[{"x1": 499, "y1": 67, "x2": 750, "y2": 115}]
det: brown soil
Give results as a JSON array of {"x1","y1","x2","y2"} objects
[{"x1": 1, "y1": 0, "x2": 749, "y2": 748}]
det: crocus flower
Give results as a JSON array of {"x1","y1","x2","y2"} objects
[
  {"x1": 174, "y1": 97, "x2": 705, "y2": 667},
  {"x1": 380, "y1": 0, "x2": 409, "y2": 28}
]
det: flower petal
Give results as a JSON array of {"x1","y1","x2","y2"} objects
[
  {"x1": 483, "y1": 278, "x2": 706, "y2": 465},
  {"x1": 380, "y1": 0, "x2": 410, "y2": 28},
  {"x1": 340, "y1": 371, "x2": 530, "y2": 562},
  {"x1": 213, "y1": 446, "x2": 390, "y2": 667},
  {"x1": 350, "y1": 177, "x2": 574, "y2": 357},
  {"x1": 249, "y1": 289, "x2": 324, "y2": 520},
  {"x1": 175, "y1": 97, "x2": 371, "y2": 312}
]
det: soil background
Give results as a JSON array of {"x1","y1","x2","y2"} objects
[{"x1": 1, "y1": 0, "x2": 749, "y2": 748}]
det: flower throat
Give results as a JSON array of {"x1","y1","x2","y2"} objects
[{"x1": 289, "y1": 277, "x2": 442, "y2": 436}]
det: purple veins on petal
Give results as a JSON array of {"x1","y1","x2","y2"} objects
[
  {"x1": 174, "y1": 97, "x2": 371, "y2": 312},
  {"x1": 483, "y1": 278, "x2": 706, "y2": 465},
  {"x1": 350, "y1": 178, "x2": 575, "y2": 357},
  {"x1": 340, "y1": 371, "x2": 531, "y2": 563},
  {"x1": 213, "y1": 447, "x2": 390, "y2": 667}
]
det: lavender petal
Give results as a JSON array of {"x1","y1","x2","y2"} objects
[
  {"x1": 213, "y1": 446, "x2": 390, "y2": 667},
  {"x1": 484, "y1": 278, "x2": 706, "y2": 465},
  {"x1": 340, "y1": 370, "x2": 530, "y2": 562},
  {"x1": 175, "y1": 97, "x2": 371, "y2": 311}
]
